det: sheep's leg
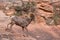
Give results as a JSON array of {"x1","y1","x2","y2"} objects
[
  {"x1": 9, "y1": 22, "x2": 14, "y2": 31},
  {"x1": 24, "y1": 27, "x2": 29, "y2": 36},
  {"x1": 22, "y1": 27, "x2": 25, "y2": 37},
  {"x1": 6, "y1": 23, "x2": 10, "y2": 29},
  {"x1": 25, "y1": 27, "x2": 28, "y2": 32},
  {"x1": 5, "y1": 22, "x2": 11, "y2": 31},
  {"x1": 22, "y1": 27, "x2": 28, "y2": 37},
  {"x1": 5, "y1": 21, "x2": 14, "y2": 32}
]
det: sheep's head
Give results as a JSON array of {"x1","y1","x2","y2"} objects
[{"x1": 30, "y1": 14, "x2": 35, "y2": 21}]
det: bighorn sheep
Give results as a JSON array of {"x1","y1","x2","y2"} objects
[{"x1": 6, "y1": 14, "x2": 35, "y2": 36}]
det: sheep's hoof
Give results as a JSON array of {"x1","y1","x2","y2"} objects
[
  {"x1": 23, "y1": 34, "x2": 28, "y2": 37},
  {"x1": 5, "y1": 28, "x2": 14, "y2": 33},
  {"x1": 5, "y1": 28, "x2": 11, "y2": 32},
  {"x1": 23, "y1": 35, "x2": 25, "y2": 37}
]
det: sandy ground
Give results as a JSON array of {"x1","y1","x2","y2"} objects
[{"x1": 0, "y1": 10, "x2": 60, "y2": 40}]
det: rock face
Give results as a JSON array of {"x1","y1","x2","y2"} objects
[
  {"x1": 0, "y1": 0, "x2": 60, "y2": 40},
  {"x1": 36, "y1": 0, "x2": 60, "y2": 25}
]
